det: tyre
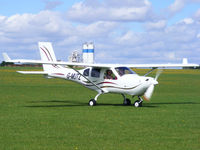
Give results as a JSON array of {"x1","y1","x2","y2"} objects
[
  {"x1": 134, "y1": 100, "x2": 140, "y2": 107},
  {"x1": 89, "y1": 99, "x2": 96, "y2": 106}
]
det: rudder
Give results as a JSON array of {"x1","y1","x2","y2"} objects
[{"x1": 38, "y1": 42, "x2": 60, "y2": 71}]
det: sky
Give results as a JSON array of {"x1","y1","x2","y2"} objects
[{"x1": 0, "y1": 0, "x2": 200, "y2": 64}]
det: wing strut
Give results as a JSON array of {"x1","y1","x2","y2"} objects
[
  {"x1": 144, "y1": 67, "x2": 157, "y2": 76},
  {"x1": 68, "y1": 66, "x2": 105, "y2": 93}
]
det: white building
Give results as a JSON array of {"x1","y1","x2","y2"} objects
[
  {"x1": 82, "y1": 43, "x2": 94, "y2": 64},
  {"x1": 68, "y1": 50, "x2": 81, "y2": 63}
]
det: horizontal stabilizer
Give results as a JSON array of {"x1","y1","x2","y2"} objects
[{"x1": 17, "y1": 71, "x2": 48, "y2": 74}]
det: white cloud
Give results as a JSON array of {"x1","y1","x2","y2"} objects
[
  {"x1": 0, "y1": 10, "x2": 120, "y2": 61},
  {"x1": 0, "y1": 11, "x2": 76, "y2": 40},
  {"x1": 168, "y1": 0, "x2": 186, "y2": 15},
  {"x1": 165, "y1": 52, "x2": 176, "y2": 60},
  {"x1": 194, "y1": 8, "x2": 200, "y2": 18},
  {"x1": 76, "y1": 21, "x2": 117, "y2": 38},
  {"x1": 168, "y1": 0, "x2": 200, "y2": 15},
  {"x1": 1, "y1": 2, "x2": 200, "y2": 64},
  {"x1": 66, "y1": 0, "x2": 153, "y2": 23},
  {"x1": 197, "y1": 33, "x2": 200, "y2": 38},
  {"x1": 179, "y1": 18, "x2": 194, "y2": 24},
  {"x1": 145, "y1": 20, "x2": 166, "y2": 30}
]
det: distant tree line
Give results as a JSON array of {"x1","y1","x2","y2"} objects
[
  {"x1": 0, "y1": 61, "x2": 14, "y2": 66},
  {"x1": 183, "y1": 66, "x2": 200, "y2": 69},
  {"x1": 0, "y1": 61, "x2": 42, "y2": 67}
]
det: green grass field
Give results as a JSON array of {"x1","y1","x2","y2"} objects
[{"x1": 0, "y1": 67, "x2": 200, "y2": 150}]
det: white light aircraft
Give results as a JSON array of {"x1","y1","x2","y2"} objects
[{"x1": 2, "y1": 42, "x2": 199, "y2": 107}]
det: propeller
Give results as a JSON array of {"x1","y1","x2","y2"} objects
[
  {"x1": 144, "y1": 69, "x2": 162, "y2": 100},
  {"x1": 155, "y1": 69, "x2": 162, "y2": 81}
]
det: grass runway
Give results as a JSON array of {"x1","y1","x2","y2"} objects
[{"x1": 0, "y1": 67, "x2": 200, "y2": 150}]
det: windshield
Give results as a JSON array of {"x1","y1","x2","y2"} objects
[{"x1": 115, "y1": 67, "x2": 136, "y2": 76}]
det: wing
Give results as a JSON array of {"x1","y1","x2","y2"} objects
[
  {"x1": 125, "y1": 63, "x2": 200, "y2": 68},
  {"x1": 17, "y1": 71, "x2": 48, "y2": 74},
  {"x1": 2, "y1": 53, "x2": 199, "y2": 68},
  {"x1": 2, "y1": 53, "x2": 114, "y2": 68}
]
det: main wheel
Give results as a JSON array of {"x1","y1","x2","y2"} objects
[
  {"x1": 134, "y1": 100, "x2": 141, "y2": 107},
  {"x1": 88, "y1": 99, "x2": 96, "y2": 106},
  {"x1": 123, "y1": 98, "x2": 131, "y2": 106}
]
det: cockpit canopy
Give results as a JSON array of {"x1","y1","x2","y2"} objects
[
  {"x1": 115, "y1": 67, "x2": 136, "y2": 76},
  {"x1": 82, "y1": 67, "x2": 136, "y2": 80}
]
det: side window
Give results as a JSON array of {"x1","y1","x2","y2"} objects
[
  {"x1": 91, "y1": 68, "x2": 100, "y2": 78},
  {"x1": 104, "y1": 70, "x2": 117, "y2": 80},
  {"x1": 83, "y1": 68, "x2": 90, "y2": 76}
]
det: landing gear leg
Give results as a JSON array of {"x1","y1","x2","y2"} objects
[
  {"x1": 133, "y1": 96, "x2": 143, "y2": 107},
  {"x1": 122, "y1": 94, "x2": 131, "y2": 106},
  {"x1": 88, "y1": 93, "x2": 102, "y2": 106}
]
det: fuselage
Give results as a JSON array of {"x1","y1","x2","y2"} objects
[{"x1": 47, "y1": 66, "x2": 156, "y2": 97}]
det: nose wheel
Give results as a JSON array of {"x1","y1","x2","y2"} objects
[{"x1": 133, "y1": 96, "x2": 143, "y2": 107}]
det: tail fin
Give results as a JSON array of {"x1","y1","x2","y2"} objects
[
  {"x1": 2, "y1": 53, "x2": 11, "y2": 62},
  {"x1": 38, "y1": 42, "x2": 61, "y2": 72},
  {"x1": 182, "y1": 58, "x2": 188, "y2": 64}
]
